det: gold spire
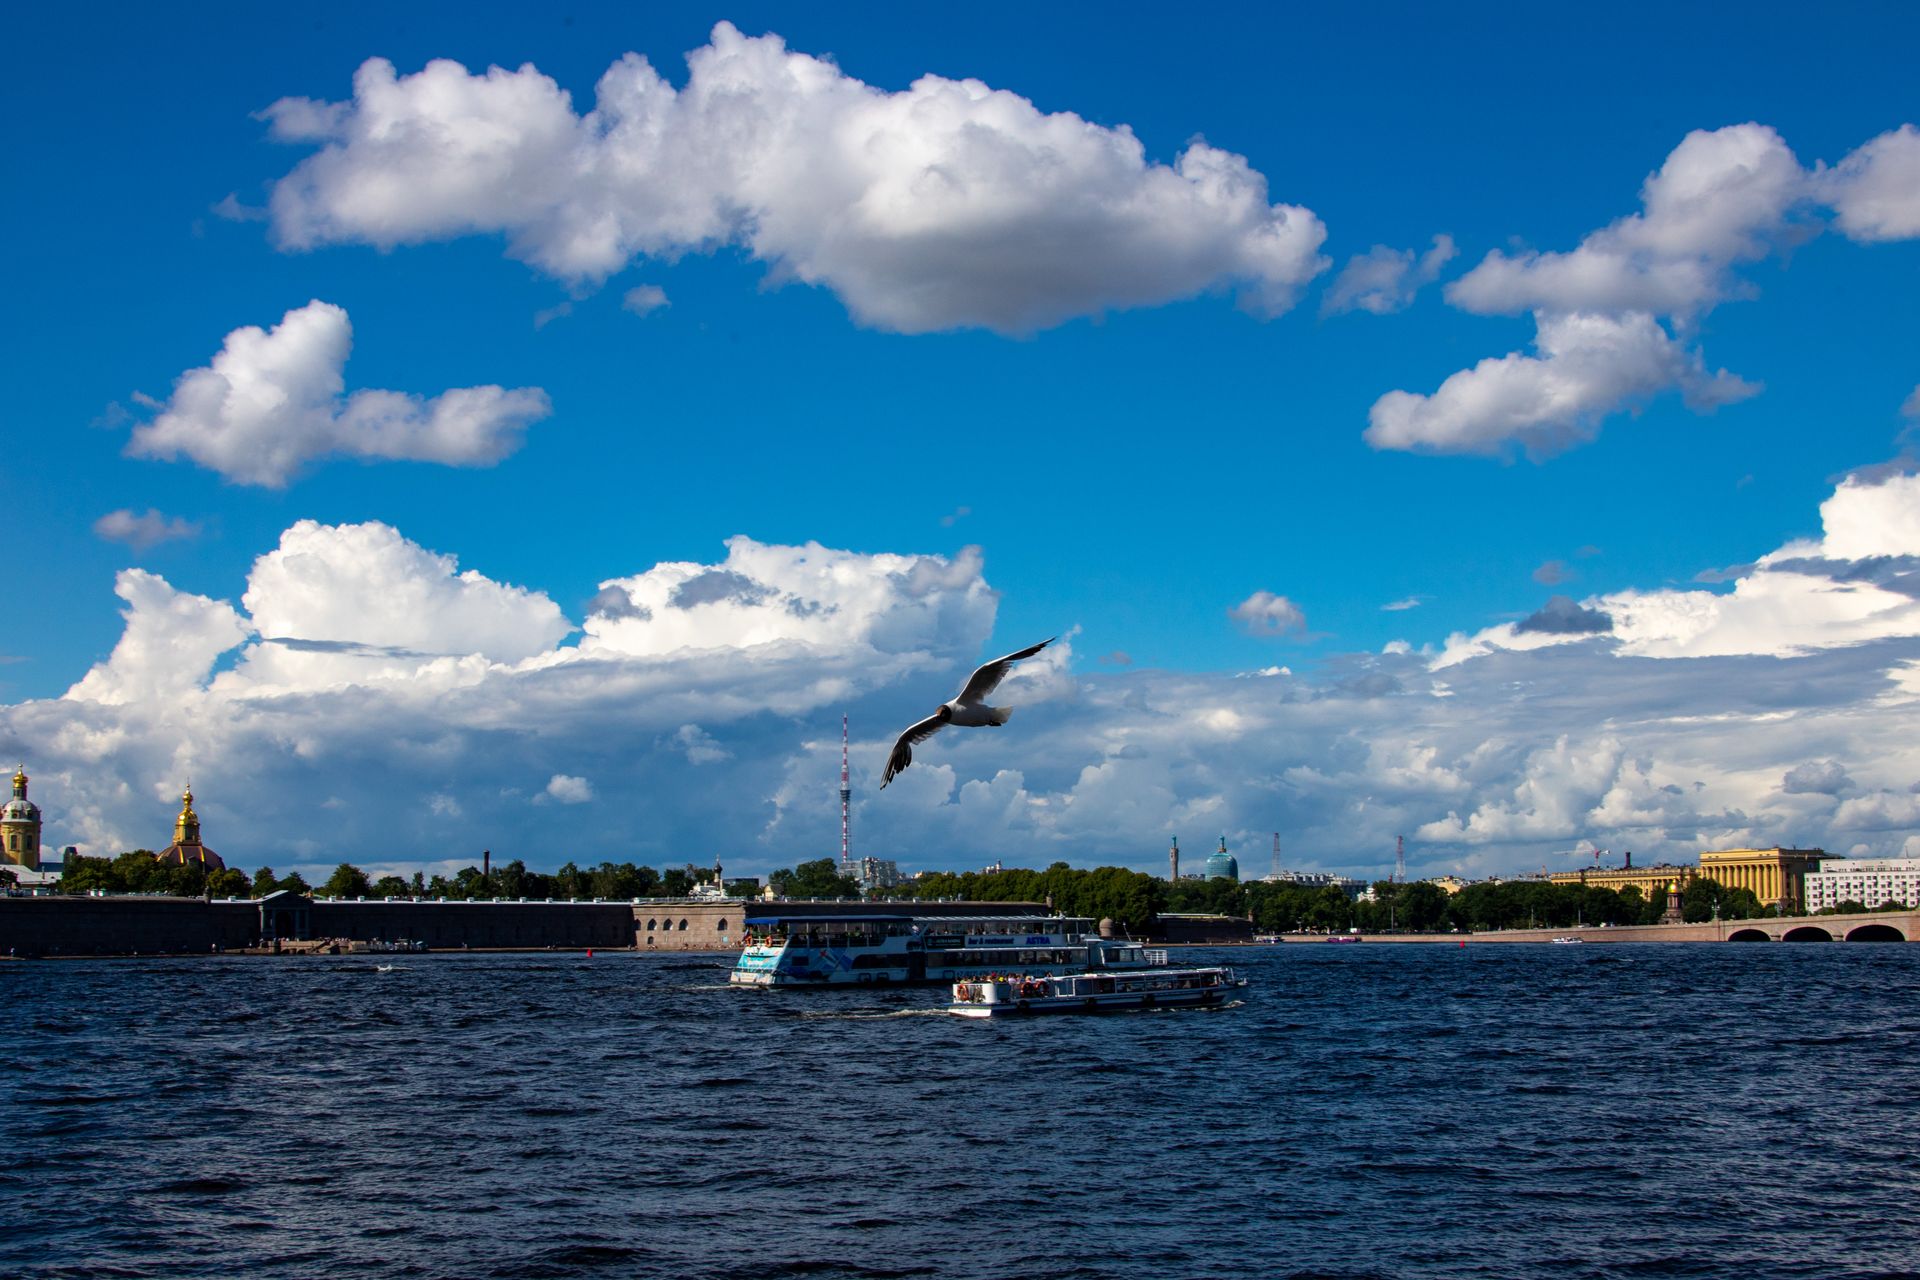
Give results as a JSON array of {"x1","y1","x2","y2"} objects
[
  {"x1": 174, "y1": 784, "x2": 201, "y2": 846},
  {"x1": 11, "y1": 765, "x2": 24, "y2": 799}
]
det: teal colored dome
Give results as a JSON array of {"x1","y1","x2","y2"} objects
[{"x1": 1205, "y1": 837, "x2": 1238, "y2": 881}]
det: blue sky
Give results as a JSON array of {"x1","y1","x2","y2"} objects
[{"x1": 4, "y1": 3, "x2": 1918, "y2": 881}]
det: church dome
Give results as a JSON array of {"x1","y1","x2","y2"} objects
[
  {"x1": 4, "y1": 768, "x2": 39, "y2": 822},
  {"x1": 152, "y1": 784, "x2": 225, "y2": 870},
  {"x1": 1205, "y1": 836, "x2": 1239, "y2": 881}
]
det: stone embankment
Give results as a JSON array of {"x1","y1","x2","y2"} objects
[{"x1": 1270, "y1": 908, "x2": 1917, "y2": 944}]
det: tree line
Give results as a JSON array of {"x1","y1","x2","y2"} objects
[
  {"x1": 52, "y1": 850, "x2": 857, "y2": 904},
  {"x1": 49, "y1": 846, "x2": 1890, "y2": 930}
]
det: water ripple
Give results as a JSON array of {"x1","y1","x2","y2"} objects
[{"x1": 2, "y1": 946, "x2": 1918, "y2": 1278}]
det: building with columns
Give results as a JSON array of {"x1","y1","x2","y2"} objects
[{"x1": 1549, "y1": 846, "x2": 1828, "y2": 913}]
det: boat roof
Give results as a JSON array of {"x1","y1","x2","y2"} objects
[
  {"x1": 743, "y1": 913, "x2": 1093, "y2": 927},
  {"x1": 744, "y1": 914, "x2": 914, "y2": 925}
]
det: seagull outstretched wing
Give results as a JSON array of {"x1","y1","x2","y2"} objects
[
  {"x1": 881, "y1": 711, "x2": 949, "y2": 788},
  {"x1": 957, "y1": 637, "x2": 1055, "y2": 705}
]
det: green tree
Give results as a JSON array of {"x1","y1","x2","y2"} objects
[
  {"x1": 1399, "y1": 881, "x2": 1450, "y2": 931},
  {"x1": 207, "y1": 867, "x2": 249, "y2": 897},
  {"x1": 252, "y1": 866, "x2": 279, "y2": 897},
  {"x1": 322, "y1": 863, "x2": 373, "y2": 898},
  {"x1": 372, "y1": 874, "x2": 411, "y2": 899},
  {"x1": 277, "y1": 871, "x2": 311, "y2": 895},
  {"x1": 161, "y1": 862, "x2": 208, "y2": 897},
  {"x1": 493, "y1": 860, "x2": 531, "y2": 899},
  {"x1": 769, "y1": 858, "x2": 859, "y2": 899}
]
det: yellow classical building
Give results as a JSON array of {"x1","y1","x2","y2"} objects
[
  {"x1": 1549, "y1": 847, "x2": 1827, "y2": 913},
  {"x1": 2, "y1": 766, "x2": 42, "y2": 871}
]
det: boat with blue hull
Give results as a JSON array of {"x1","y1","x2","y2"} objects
[{"x1": 729, "y1": 914, "x2": 1159, "y2": 987}]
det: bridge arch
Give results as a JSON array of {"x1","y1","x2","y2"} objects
[
  {"x1": 1781, "y1": 925, "x2": 1834, "y2": 942},
  {"x1": 1843, "y1": 923, "x2": 1906, "y2": 943},
  {"x1": 1727, "y1": 928, "x2": 1772, "y2": 942}
]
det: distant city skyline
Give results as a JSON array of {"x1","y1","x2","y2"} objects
[{"x1": 4, "y1": 3, "x2": 1918, "y2": 883}]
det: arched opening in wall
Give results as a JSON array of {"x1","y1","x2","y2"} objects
[
  {"x1": 1727, "y1": 929, "x2": 1772, "y2": 942},
  {"x1": 1781, "y1": 926, "x2": 1834, "y2": 942},
  {"x1": 679, "y1": 919, "x2": 689, "y2": 931},
  {"x1": 717, "y1": 920, "x2": 727, "y2": 932},
  {"x1": 647, "y1": 919, "x2": 656, "y2": 931},
  {"x1": 1844, "y1": 923, "x2": 1906, "y2": 942}
]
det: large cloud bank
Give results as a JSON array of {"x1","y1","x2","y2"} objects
[
  {"x1": 1368, "y1": 122, "x2": 1920, "y2": 456},
  {"x1": 128, "y1": 301, "x2": 550, "y2": 487},
  {"x1": 7, "y1": 472, "x2": 1920, "y2": 882},
  {"x1": 259, "y1": 23, "x2": 1328, "y2": 335}
]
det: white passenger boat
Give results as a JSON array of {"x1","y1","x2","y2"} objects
[
  {"x1": 947, "y1": 957, "x2": 1245, "y2": 1017},
  {"x1": 731, "y1": 914, "x2": 1132, "y2": 987}
]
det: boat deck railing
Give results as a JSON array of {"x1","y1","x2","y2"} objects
[{"x1": 1143, "y1": 949, "x2": 1170, "y2": 966}]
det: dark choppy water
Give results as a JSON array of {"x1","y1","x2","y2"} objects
[{"x1": 3, "y1": 945, "x2": 1918, "y2": 1280}]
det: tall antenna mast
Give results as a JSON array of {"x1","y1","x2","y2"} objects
[
  {"x1": 840, "y1": 714, "x2": 852, "y2": 871},
  {"x1": 1395, "y1": 835, "x2": 1406, "y2": 885}
]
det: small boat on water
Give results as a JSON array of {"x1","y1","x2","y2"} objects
[
  {"x1": 1550, "y1": 936, "x2": 1586, "y2": 944},
  {"x1": 946, "y1": 961, "x2": 1246, "y2": 1017}
]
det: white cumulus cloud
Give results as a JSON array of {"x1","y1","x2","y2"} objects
[
  {"x1": 126, "y1": 300, "x2": 550, "y2": 487},
  {"x1": 1365, "y1": 311, "x2": 1756, "y2": 458},
  {"x1": 1820, "y1": 123, "x2": 1920, "y2": 243},
  {"x1": 259, "y1": 23, "x2": 1329, "y2": 335},
  {"x1": 12, "y1": 468, "x2": 1920, "y2": 883},
  {"x1": 93, "y1": 508, "x2": 201, "y2": 551},
  {"x1": 1323, "y1": 234, "x2": 1455, "y2": 316},
  {"x1": 1229, "y1": 591, "x2": 1306, "y2": 637},
  {"x1": 1447, "y1": 124, "x2": 1807, "y2": 319},
  {"x1": 622, "y1": 285, "x2": 669, "y2": 317},
  {"x1": 545, "y1": 774, "x2": 593, "y2": 804},
  {"x1": 1438, "y1": 470, "x2": 1920, "y2": 667},
  {"x1": 1369, "y1": 121, "x2": 1920, "y2": 458}
]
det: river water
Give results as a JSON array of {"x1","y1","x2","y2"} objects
[{"x1": 2, "y1": 944, "x2": 1916, "y2": 1279}]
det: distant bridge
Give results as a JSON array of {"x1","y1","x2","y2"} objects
[{"x1": 1293, "y1": 908, "x2": 1918, "y2": 944}]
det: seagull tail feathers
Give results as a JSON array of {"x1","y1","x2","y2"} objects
[{"x1": 988, "y1": 706, "x2": 1012, "y2": 726}]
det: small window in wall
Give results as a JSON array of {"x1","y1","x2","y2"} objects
[
  {"x1": 679, "y1": 918, "x2": 690, "y2": 931},
  {"x1": 717, "y1": 920, "x2": 727, "y2": 932},
  {"x1": 647, "y1": 918, "x2": 657, "y2": 931}
]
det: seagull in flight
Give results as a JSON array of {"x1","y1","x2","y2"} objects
[{"x1": 881, "y1": 638, "x2": 1055, "y2": 788}]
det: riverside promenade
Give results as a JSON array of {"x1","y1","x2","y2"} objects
[{"x1": 1279, "y1": 906, "x2": 1918, "y2": 944}]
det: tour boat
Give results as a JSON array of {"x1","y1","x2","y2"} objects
[
  {"x1": 1550, "y1": 936, "x2": 1586, "y2": 944},
  {"x1": 731, "y1": 914, "x2": 1157, "y2": 987},
  {"x1": 947, "y1": 959, "x2": 1246, "y2": 1017}
]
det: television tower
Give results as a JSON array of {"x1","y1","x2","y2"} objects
[
  {"x1": 840, "y1": 714, "x2": 852, "y2": 872},
  {"x1": 1169, "y1": 835, "x2": 1180, "y2": 883},
  {"x1": 1395, "y1": 835, "x2": 1406, "y2": 884},
  {"x1": 1272, "y1": 833, "x2": 1281, "y2": 880}
]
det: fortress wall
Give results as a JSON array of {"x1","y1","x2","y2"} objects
[
  {"x1": 0, "y1": 896, "x2": 256, "y2": 956},
  {"x1": 311, "y1": 900, "x2": 637, "y2": 950},
  {"x1": 0, "y1": 895, "x2": 1056, "y2": 956}
]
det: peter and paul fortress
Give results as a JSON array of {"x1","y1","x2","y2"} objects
[{"x1": 153, "y1": 786, "x2": 224, "y2": 870}]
